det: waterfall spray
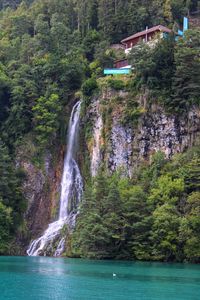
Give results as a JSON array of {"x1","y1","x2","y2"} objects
[{"x1": 27, "y1": 101, "x2": 83, "y2": 256}]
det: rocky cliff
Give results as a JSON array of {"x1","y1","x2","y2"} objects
[
  {"x1": 86, "y1": 88, "x2": 200, "y2": 178},
  {"x1": 20, "y1": 87, "x2": 200, "y2": 251},
  {"x1": 16, "y1": 141, "x2": 64, "y2": 251}
]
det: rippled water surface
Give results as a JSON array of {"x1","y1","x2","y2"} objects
[{"x1": 0, "y1": 256, "x2": 200, "y2": 300}]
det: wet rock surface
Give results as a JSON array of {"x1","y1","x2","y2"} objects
[
  {"x1": 17, "y1": 149, "x2": 63, "y2": 240},
  {"x1": 90, "y1": 97, "x2": 103, "y2": 177}
]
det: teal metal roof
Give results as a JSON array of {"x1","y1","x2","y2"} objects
[{"x1": 104, "y1": 68, "x2": 131, "y2": 75}]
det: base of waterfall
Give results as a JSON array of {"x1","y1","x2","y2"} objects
[
  {"x1": 27, "y1": 219, "x2": 66, "y2": 257},
  {"x1": 27, "y1": 214, "x2": 77, "y2": 257}
]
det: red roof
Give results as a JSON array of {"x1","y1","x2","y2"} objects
[{"x1": 121, "y1": 25, "x2": 172, "y2": 43}]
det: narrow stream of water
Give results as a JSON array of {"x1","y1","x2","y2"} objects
[{"x1": 27, "y1": 101, "x2": 83, "y2": 257}]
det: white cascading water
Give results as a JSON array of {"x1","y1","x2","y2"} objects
[{"x1": 27, "y1": 101, "x2": 83, "y2": 257}]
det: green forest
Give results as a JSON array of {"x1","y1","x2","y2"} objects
[
  {"x1": 0, "y1": 0, "x2": 200, "y2": 262},
  {"x1": 72, "y1": 148, "x2": 200, "y2": 262}
]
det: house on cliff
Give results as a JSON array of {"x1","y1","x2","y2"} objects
[
  {"x1": 114, "y1": 25, "x2": 172, "y2": 69},
  {"x1": 104, "y1": 25, "x2": 172, "y2": 75},
  {"x1": 104, "y1": 17, "x2": 188, "y2": 75}
]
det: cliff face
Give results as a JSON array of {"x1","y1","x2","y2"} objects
[
  {"x1": 19, "y1": 88, "x2": 200, "y2": 252},
  {"x1": 87, "y1": 88, "x2": 200, "y2": 178},
  {"x1": 16, "y1": 143, "x2": 64, "y2": 247},
  {"x1": 89, "y1": 97, "x2": 104, "y2": 177}
]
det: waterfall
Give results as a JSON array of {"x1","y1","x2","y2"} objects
[{"x1": 27, "y1": 101, "x2": 83, "y2": 257}]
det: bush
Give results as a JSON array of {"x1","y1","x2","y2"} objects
[
  {"x1": 107, "y1": 78, "x2": 125, "y2": 90},
  {"x1": 32, "y1": 94, "x2": 61, "y2": 149},
  {"x1": 81, "y1": 78, "x2": 98, "y2": 96},
  {"x1": 0, "y1": 201, "x2": 12, "y2": 254}
]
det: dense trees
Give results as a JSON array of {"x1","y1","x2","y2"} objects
[
  {"x1": 183, "y1": 191, "x2": 200, "y2": 261},
  {"x1": 0, "y1": 139, "x2": 26, "y2": 253},
  {"x1": 129, "y1": 36, "x2": 175, "y2": 92},
  {"x1": 172, "y1": 29, "x2": 200, "y2": 110},
  {"x1": 129, "y1": 27, "x2": 200, "y2": 112},
  {"x1": 32, "y1": 93, "x2": 61, "y2": 149},
  {"x1": 0, "y1": 0, "x2": 196, "y2": 42},
  {"x1": 72, "y1": 147, "x2": 200, "y2": 262}
]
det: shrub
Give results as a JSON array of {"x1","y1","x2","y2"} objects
[
  {"x1": 107, "y1": 78, "x2": 125, "y2": 90},
  {"x1": 82, "y1": 78, "x2": 98, "y2": 96}
]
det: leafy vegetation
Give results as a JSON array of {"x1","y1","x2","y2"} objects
[
  {"x1": 0, "y1": 139, "x2": 26, "y2": 254},
  {"x1": 82, "y1": 78, "x2": 98, "y2": 97},
  {"x1": 172, "y1": 29, "x2": 200, "y2": 111},
  {"x1": 129, "y1": 28, "x2": 200, "y2": 112},
  {"x1": 32, "y1": 93, "x2": 61, "y2": 149},
  {"x1": 72, "y1": 147, "x2": 200, "y2": 262}
]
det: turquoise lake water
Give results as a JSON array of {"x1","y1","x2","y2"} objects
[{"x1": 0, "y1": 257, "x2": 200, "y2": 300}]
